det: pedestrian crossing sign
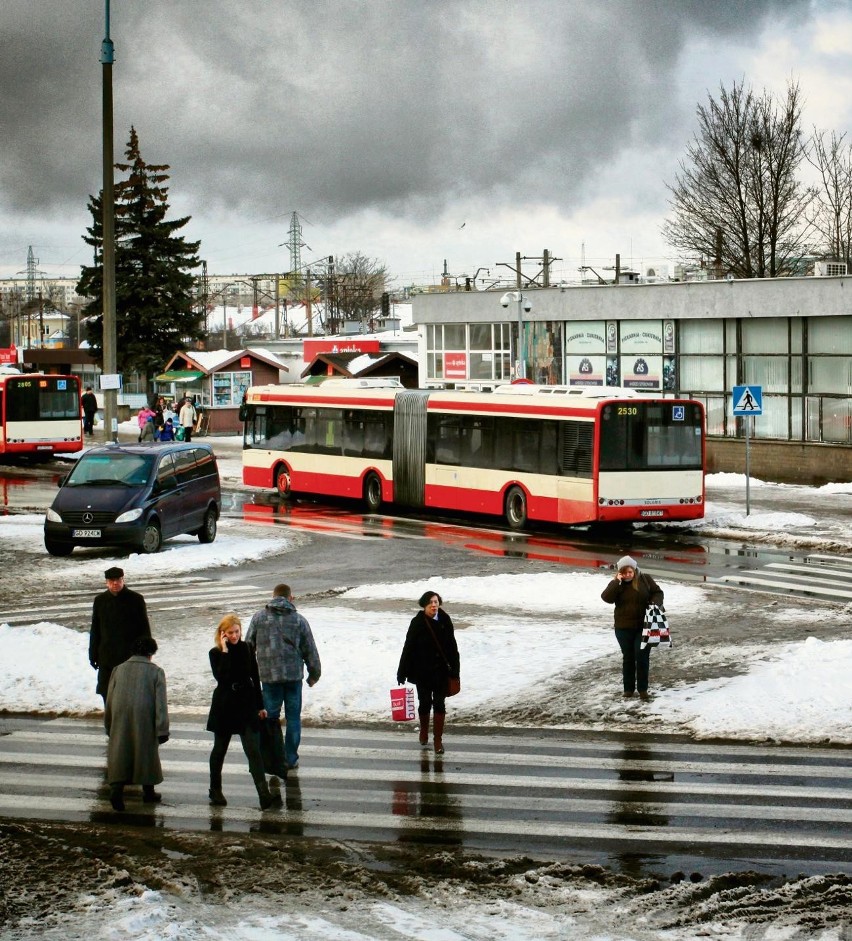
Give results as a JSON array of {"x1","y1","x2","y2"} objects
[{"x1": 732, "y1": 385, "x2": 763, "y2": 416}]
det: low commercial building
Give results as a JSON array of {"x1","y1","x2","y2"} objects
[{"x1": 412, "y1": 275, "x2": 852, "y2": 484}]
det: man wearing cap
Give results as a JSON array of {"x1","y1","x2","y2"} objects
[{"x1": 89, "y1": 567, "x2": 152, "y2": 704}]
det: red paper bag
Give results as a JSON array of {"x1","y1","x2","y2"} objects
[{"x1": 390, "y1": 685, "x2": 415, "y2": 721}]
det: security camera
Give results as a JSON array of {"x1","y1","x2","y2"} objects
[
  {"x1": 523, "y1": 298, "x2": 532, "y2": 313},
  {"x1": 500, "y1": 293, "x2": 512, "y2": 308}
]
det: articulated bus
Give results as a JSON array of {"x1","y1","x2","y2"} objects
[
  {"x1": 241, "y1": 379, "x2": 705, "y2": 528},
  {"x1": 0, "y1": 372, "x2": 83, "y2": 459}
]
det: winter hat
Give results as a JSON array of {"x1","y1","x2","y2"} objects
[
  {"x1": 104, "y1": 566, "x2": 124, "y2": 580},
  {"x1": 616, "y1": 555, "x2": 638, "y2": 571}
]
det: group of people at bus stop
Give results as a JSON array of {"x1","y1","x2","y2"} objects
[{"x1": 88, "y1": 551, "x2": 662, "y2": 813}]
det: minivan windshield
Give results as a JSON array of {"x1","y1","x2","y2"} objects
[{"x1": 65, "y1": 453, "x2": 156, "y2": 487}]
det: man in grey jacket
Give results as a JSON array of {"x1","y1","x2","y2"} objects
[{"x1": 245, "y1": 584, "x2": 321, "y2": 773}]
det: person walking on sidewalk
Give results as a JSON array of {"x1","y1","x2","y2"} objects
[
  {"x1": 245, "y1": 584, "x2": 322, "y2": 774},
  {"x1": 89, "y1": 566, "x2": 151, "y2": 704},
  {"x1": 81, "y1": 386, "x2": 98, "y2": 436},
  {"x1": 397, "y1": 590, "x2": 460, "y2": 755},
  {"x1": 601, "y1": 554, "x2": 664, "y2": 701},
  {"x1": 104, "y1": 635, "x2": 169, "y2": 811},
  {"x1": 206, "y1": 613, "x2": 281, "y2": 810}
]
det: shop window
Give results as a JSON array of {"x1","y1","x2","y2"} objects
[{"x1": 212, "y1": 370, "x2": 251, "y2": 407}]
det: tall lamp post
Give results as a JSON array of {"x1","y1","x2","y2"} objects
[
  {"x1": 500, "y1": 291, "x2": 532, "y2": 380},
  {"x1": 101, "y1": 0, "x2": 117, "y2": 441}
]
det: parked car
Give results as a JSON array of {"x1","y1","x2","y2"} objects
[{"x1": 44, "y1": 442, "x2": 221, "y2": 556}]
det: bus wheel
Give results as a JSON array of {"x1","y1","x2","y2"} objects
[
  {"x1": 505, "y1": 486, "x2": 528, "y2": 529},
  {"x1": 364, "y1": 473, "x2": 383, "y2": 513},
  {"x1": 275, "y1": 467, "x2": 292, "y2": 498}
]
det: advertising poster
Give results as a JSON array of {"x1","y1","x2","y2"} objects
[
  {"x1": 567, "y1": 354, "x2": 606, "y2": 386},
  {"x1": 619, "y1": 320, "x2": 663, "y2": 354},
  {"x1": 621, "y1": 354, "x2": 662, "y2": 390},
  {"x1": 444, "y1": 352, "x2": 467, "y2": 380}
]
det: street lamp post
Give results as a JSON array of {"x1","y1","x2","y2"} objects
[{"x1": 500, "y1": 291, "x2": 532, "y2": 380}]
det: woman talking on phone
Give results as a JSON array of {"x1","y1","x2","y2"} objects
[{"x1": 601, "y1": 555, "x2": 664, "y2": 702}]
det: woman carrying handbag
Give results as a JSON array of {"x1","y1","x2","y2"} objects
[{"x1": 396, "y1": 590, "x2": 460, "y2": 755}]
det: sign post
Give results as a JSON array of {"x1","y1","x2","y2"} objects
[{"x1": 732, "y1": 385, "x2": 763, "y2": 515}]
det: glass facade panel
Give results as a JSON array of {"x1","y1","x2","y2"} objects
[
  {"x1": 822, "y1": 397, "x2": 852, "y2": 443},
  {"x1": 741, "y1": 318, "x2": 788, "y2": 354},
  {"x1": 790, "y1": 318, "x2": 803, "y2": 354},
  {"x1": 444, "y1": 324, "x2": 465, "y2": 349},
  {"x1": 809, "y1": 316, "x2": 852, "y2": 354},
  {"x1": 752, "y1": 396, "x2": 789, "y2": 439},
  {"x1": 529, "y1": 321, "x2": 563, "y2": 385},
  {"x1": 469, "y1": 324, "x2": 491, "y2": 350},
  {"x1": 679, "y1": 356, "x2": 724, "y2": 390},
  {"x1": 743, "y1": 356, "x2": 789, "y2": 392},
  {"x1": 808, "y1": 357, "x2": 852, "y2": 394},
  {"x1": 679, "y1": 320, "x2": 723, "y2": 354},
  {"x1": 806, "y1": 397, "x2": 821, "y2": 441}
]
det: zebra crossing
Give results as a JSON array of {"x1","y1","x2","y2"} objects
[
  {"x1": 1, "y1": 717, "x2": 849, "y2": 872},
  {"x1": 0, "y1": 576, "x2": 270, "y2": 629},
  {"x1": 715, "y1": 552, "x2": 852, "y2": 600}
]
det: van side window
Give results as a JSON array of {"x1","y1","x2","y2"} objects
[
  {"x1": 194, "y1": 448, "x2": 216, "y2": 478},
  {"x1": 156, "y1": 453, "x2": 178, "y2": 491},
  {"x1": 173, "y1": 449, "x2": 198, "y2": 484}
]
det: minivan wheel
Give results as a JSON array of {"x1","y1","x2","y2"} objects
[
  {"x1": 44, "y1": 539, "x2": 73, "y2": 557},
  {"x1": 139, "y1": 521, "x2": 162, "y2": 554},
  {"x1": 198, "y1": 508, "x2": 217, "y2": 543}
]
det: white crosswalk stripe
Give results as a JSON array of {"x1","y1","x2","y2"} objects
[
  {"x1": 1, "y1": 718, "x2": 849, "y2": 868},
  {"x1": 715, "y1": 552, "x2": 852, "y2": 598}
]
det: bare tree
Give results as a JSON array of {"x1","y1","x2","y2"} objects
[
  {"x1": 330, "y1": 252, "x2": 389, "y2": 329},
  {"x1": 807, "y1": 128, "x2": 852, "y2": 265},
  {"x1": 663, "y1": 80, "x2": 813, "y2": 278}
]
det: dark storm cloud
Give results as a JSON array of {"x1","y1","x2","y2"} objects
[{"x1": 0, "y1": 0, "x2": 810, "y2": 228}]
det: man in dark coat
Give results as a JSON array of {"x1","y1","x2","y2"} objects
[
  {"x1": 81, "y1": 386, "x2": 98, "y2": 436},
  {"x1": 89, "y1": 567, "x2": 151, "y2": 703}
]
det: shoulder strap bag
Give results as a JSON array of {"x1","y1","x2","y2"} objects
[{"x1": 423, "y1": 614, "x2": 461, "y2": 696}]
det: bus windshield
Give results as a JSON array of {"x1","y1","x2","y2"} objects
[
  {"x1": 5, "y1": 376, "x2": 80, "y2": 421},
  {"x1": 599, "y1": 402, "x2": 703, "y2": 471}
]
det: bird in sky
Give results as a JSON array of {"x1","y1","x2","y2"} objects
[{"x1": 458, "y1": 222, "x2": 466, "y2": 229}]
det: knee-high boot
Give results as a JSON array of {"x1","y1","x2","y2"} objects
[
  {"x1": 433, "y1": 713, "x2": 445, "y2": 755},
  {"x1": 418, "y1": 710, "x2": 430, "y2": 747}
]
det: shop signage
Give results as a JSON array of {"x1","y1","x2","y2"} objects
[
  {"x1": 444, "y1": 352, "x2": 467, "y2": 379},
  {"x1": 303, "y1": 338, "x2": 381, "y2": 359}
]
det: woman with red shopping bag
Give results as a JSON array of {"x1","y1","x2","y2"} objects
[{"x1": 396, "y1": 590, "x2": 460, "y2": 755}]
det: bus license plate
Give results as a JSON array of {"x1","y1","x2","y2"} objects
[
  {"x1": 72, "y1": 529, "x2": 101, "y2": 538},
  {"x1": 640, "y1": 510, "x2": 664, "y2": 518}
]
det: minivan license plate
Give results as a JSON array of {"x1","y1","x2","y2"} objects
[{"x1": 72, "y1": 529, "x2": 101, "y2": 538}]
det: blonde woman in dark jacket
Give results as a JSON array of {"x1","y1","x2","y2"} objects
[{"x1": 601, "y1": 555, "x2": 664, "y2": 701}]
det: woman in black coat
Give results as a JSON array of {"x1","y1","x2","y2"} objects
[
  {"x1": 207, "y1": 613, "x2": 281, "y2": 810},
  {"x1": 601, "y1": 554, "x2": 664, "y2": 701},
  {"x1": 397, "y1": 590, "x2": 460, "y2": 755}
]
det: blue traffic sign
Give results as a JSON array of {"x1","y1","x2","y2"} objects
[{"x1": 732, "y1": 385, "x2": 763, "y2": 416}]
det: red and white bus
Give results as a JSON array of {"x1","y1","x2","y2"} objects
[
  {"x1": 0, "y1": 372, "x2": 83, "y2": 459},
  {"x1": 241, "y1": 379, "x2": 705, "y2": 528}
]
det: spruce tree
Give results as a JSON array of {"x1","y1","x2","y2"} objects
[{"x1": 77, "y1": 127, "x2": 203, "y2": 381}]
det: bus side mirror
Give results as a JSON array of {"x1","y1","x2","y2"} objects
[{"x1": 238, "y1": 405, "x2": 248, "y2": 422}]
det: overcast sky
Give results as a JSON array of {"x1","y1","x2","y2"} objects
[{"x1": 2, "y1": 0, "x2": 851, "y2": 290}]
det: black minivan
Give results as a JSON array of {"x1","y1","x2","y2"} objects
[{"x1": 44, "y1": 442, "x2": 221, "y2": 555}]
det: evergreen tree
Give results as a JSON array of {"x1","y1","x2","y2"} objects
[{"x1": 77, "y1": 127, "x2": 203, "y2": 381}]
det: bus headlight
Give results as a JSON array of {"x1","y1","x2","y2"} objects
[
  {"x1": 115, "y1": 508, "x2": 143, "y2": 524},
  {"x1": 46, "y1": 508, "x2": 61, "y2": 522}
]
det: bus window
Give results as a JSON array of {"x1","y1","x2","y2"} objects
[
  {"x1": 435, "y1": 415, "x2": 461, "y2": 465},
  {"x1": 266, "y1": 405, "x2": 295, "y2": 451},
  {"x1": 512, "y1": 420, "x2": 540, "y2": 473},
  {"x1": 463, "y1": 416, "x2": 493, "y2": 468},
  {"x1": 559, "y1": 421, "x2": 593, "y2": 478},
  {"x1": 363, "y1": 413, "x2": 392, "y2": 459},
  {"x1": 343, "y1": 410, "x2": 365, "y2": 456},
  {"x1": 600, "y1": 403, "x2": 703, "y2": 471}
]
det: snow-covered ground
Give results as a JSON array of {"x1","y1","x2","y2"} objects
[{"x1": 2, "y1": 460, "x2": 851, "y2": 743}]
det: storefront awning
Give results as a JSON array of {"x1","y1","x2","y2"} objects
[{"x1": 155, "y1": 370, "x2": 205, "y2": 382}]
